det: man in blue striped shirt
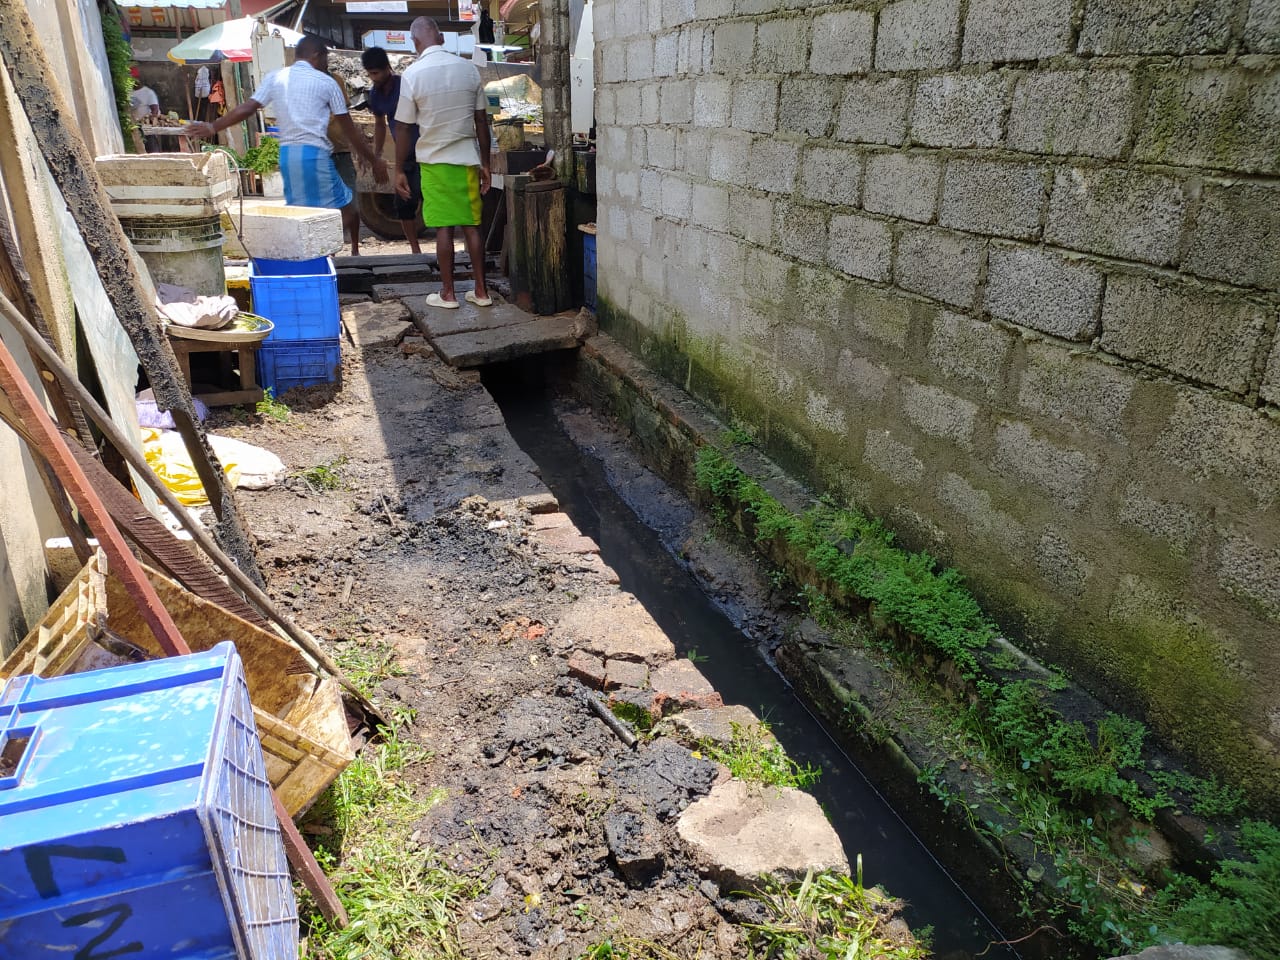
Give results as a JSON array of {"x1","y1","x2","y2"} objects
[{"x1": 186, "y1": 35, "x2": 388, "y2": 255}]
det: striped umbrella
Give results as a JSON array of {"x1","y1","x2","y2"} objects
[{"x1": 167, "y1": 16, "x2": 304, "y2": 64}]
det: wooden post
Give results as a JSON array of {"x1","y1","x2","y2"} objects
[
  {"x1": 508, "y1": 176, "x2": 571, "y2": 315},
  {"x1": 0, "y1": 0, "x2": 264, "y2": 588}
]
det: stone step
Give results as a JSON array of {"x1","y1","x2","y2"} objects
[{"x1": 431, "y1": 315, "x2": 581, "y2": 368}]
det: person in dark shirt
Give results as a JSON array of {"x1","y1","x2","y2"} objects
[{"x1": 362, "y1": 46, "x2": 423, "y2": 254}]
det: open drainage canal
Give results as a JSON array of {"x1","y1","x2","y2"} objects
[{"x1": 485, "y1": 366, "x2": 1023, "y2": 960}]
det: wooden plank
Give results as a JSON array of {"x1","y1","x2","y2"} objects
[
  {"x1": 431, "y1": 315, "x2": 580, "y2": 368},
  {"x1": 405, "y1": 296, "x2": 520, "y2": 338}
]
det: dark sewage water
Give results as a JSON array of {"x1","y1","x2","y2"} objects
[{"x1": 485, "y1": 367, "x2": 1023, "y2": 960}]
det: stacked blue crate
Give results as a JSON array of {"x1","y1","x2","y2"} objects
[
  {"x1": 0, "y1": 642, "x2": 297, "y2": 960},
  {"x1": 249, "y1": 256, "x2": 341, "y2": 393}
]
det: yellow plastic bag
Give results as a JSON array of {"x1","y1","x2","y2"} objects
[{"x1": 141, "y1": 427, "x2": 242, "y2": 507}]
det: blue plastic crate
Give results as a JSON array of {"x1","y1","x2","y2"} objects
[
  {"x1": 258, "y1": 336, "x2": 342, "y2": 394},
  {"x1": 249, "y1": 256, "x2": 340, "y2": 343},
  {"x1": 583, "y1": 232, "x2": 597, "y2": 311},
  {"x1": 0, "y1": 643, "x2": 297, "y2": 960}
]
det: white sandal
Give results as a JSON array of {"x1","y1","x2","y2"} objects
[{"x1": 425, "y1": 292, "x2": 459, "y2": 310}]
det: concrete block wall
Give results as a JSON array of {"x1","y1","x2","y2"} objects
[{"x1": 592, "y1": 0, "x2": 1280, "y2": 805}]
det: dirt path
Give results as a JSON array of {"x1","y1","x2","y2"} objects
[{"x1": 210, "y1": 300, "x2": 860, "y2": 959}]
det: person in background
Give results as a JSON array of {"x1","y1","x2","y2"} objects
[
  {"x1": 129, "y1": 65, "x2": 161, "y2": 152},
  {"x1": 394, "y1": 17, "x2": 492, "y2": 309},
  {"x1": 183, "y1": 35, "x2": 388, "y2": 256},
  {"x1": 326, "y1": 69, "x2": 358, "y2": 215},
  {"x1": 362, "y1": 46, "x2": 422, "y2": 255}
]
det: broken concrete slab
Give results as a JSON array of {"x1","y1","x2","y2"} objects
[
  {"x1": 605, "y1": 659, "x2": 649, "y2": 690},
  {"x1": 431, "y1": 315, "x2": 581, "y2": 368},
  {"x1": 554, "y1": 593, "x2": 676, "y2": 664},
  {"x1": 537, "y1": 525, "x2": 600, "y2": 556},
  {"x1": 530, "y1": 511, "x2": 573, "y2": 530},
  {"x1": 1112, "y1": 948, "x2": 1250, "y2": 960},
  {"x1": 519, "y1": 492, "x2": 560, "y2": 514},
  {"x1": 677, "y1": 780, "x2": 849, "y2": 889},
  {"x1": 372, "y1": 279, "x2": 476, "y2": 302},
  {"x1": 343, "y1": 300, "x2": 412, "y2": 348},
  {"x1": 661, "y1": 705, "x2": 774, "y2": 749},
  {"x1": 651, "y1": 659, "x2": 723, "y2": 714},
  {"x1": 404, "y1": 295, "x2": 513, "y2": 338}
]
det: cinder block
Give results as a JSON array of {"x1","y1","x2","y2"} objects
[
  {"x1": 1079, "y1": 0, "x2": 1235, "y2": 55},
  {"x1": 835, "y1": 78, "x2": 912, "y2": 146},
  {"x1": 937, "y1": 473, "x2": 1027, "y2": 553},
  {"x1": 664, "y1": 0, "x2": 696, "y2": 30},
  {"x1": 903, "y1": 380, "x2": 978, "y2": 447},
  {"x1": 1018, "y1": 340, "x2": 1135, "y2": 433},
  {"x1": 694, "y1": 77, "x2": 733, "y2": 127},
  {"x1": 836, "y1": 351, "x2": 890, "y2": 401},
  {"x1": 615, "y1": 85, "x2": 642, "y2": 126},
  {"x1": 805, "y1": 390, "x2": 849, "y2": 435},
  {"x1": 1100, "y1": 275, "x2": 1269, "y2": 395},
  {"x1": 757, "y1": 16, "x2": 812, "y2": 74},
  {"x1": 1185, "y1": 182, "x2": 1280, "y2": 292},
  {"x1": 712, "y1": 20, "x2": 756, "y2": 72},
  {"x1": 1245, "y1": 0, "x2": 1280, "y2": 53},
  {"x1": 863, "y1": 152, "x2": 941, "y2": 224},
  {"x1": 895, "y1": 226, "x2": 984, "y2": 309},
  {"x1": 912, "y1": 73, "x2": 1009, "y2": 148},
  {"x1": 615, "y1": 170, "x2": 639, "y2": 200},
  {"x1": 706, "y1": 233, "x2": 749, "y2": 286},
  {"x1": 730, "y1": 192, "x2": 776, "y2": 245},
  {"x1": 779, "y1": 78, "x2": 838, "y2": 138},
  {"x1": 994, "y1": 420, "x2": 1097, "y2": 508},
  {"x1": 1265, "y1": 330, "x2": 1280, "y2": 406},
  {"x1": 1007, "y1": 70, "x2": 1136, "y2": 160},
  {"x1": 962, "y1": 0, "x2": 1073, "y2": 62},
  {"x1": 708, "y1": 130, "x2": 754, "y2": 185},
  {"x1": 843, "y1": 283, "x2": 915, "y2": 350},
  {"x1": 627, "y1": 38, "x2": 654, "y2": 81},
  {"x1": 985, "y1": 245, "x2": 1103, "y2": 341},
  {"x1": 732, "y1": 79, "x2": 779, "y2": 133},
  {"x1": 639, "y1": 169, "x2": 662, "y2": 212},
  {"x1": 1157, "y1": 389, "x2": 1280, "y2": 502},
  {"x1": 939, "y1": 159, "x2": 1047, "y2": 240},
  {"x1": 810, "y1": 7, "x2": 875, "y2": 75},
  {"x1": 603, "y1": 43, "x2": 627, "y2": 83},
  {"x1": 780, "y1": 324, "x2": 827, "y2": 376},
  {"x1": 647, "y1": 127, "x2": 677, "y2": 168},
  {"x1": 1045, "y1": 167, "x2": 1189, "y2": 267},
  {"x1": 748, "y1": 139, "x2": 801, "y2": 194},
  {"x1": 797, "y1": 145, "x2": 862, "y2": 206},
  {"x1": 653, "y1": 31, "x2": 679, "y2": 77},
  {"x1": 693, "y1": 184, "x2": 731, "y2": 232},
  {"x1": 790, "y1": 266, "x2": 843, "y2": 330},
  {"x1": 680, "y1": 129, "x2": 712, "y2": 179},
  {"x1": 777, "y1": 202, "x2": 829, "y2": 264},
  {"x1": 661, "y1": 80, "x2": 694, "y2": 124},
  {"x1": 926, "y1": 310, "x2": 1014, "y2": 394},
  {"x1": 641, "y1": 83, "x2": 662, "y2": 124},
  {"x1": 828, "y1": 213, "x2": 893, "y2": 282},
  {"x1": 1034, "y1": 528, "x2": 1092, "y2": 596},
  {"x1": 864, "y1": 430, "x2": 925, "y2": 486},
  {"x1": 1218, "y1": 535, "x2": 1280, "y2": 621},
  {"x1": 1119, "y1": 484, "x2": 1199, "y2": 554},
  {"x1": 876, "y1": 0, "x2": 962, "y2": 71},
  {"x1": 596, "y1": 87, "x2": 616, "y2": 126},
  {"x1": 1137, "y1": 67, "x2": 1280, "y2": 174}
]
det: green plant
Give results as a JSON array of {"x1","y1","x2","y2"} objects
[
  {"x1": 300, "y1": 728, "x2": 476, "y2": 960},
  {"x1": 1150, "y1": 769, "x2": 1247, "y2": 819},
  {"x1": 297, "y1": 454, "x2": 349, "y2": 492},
  {"x1": 241, "y1": 135, "x2": 280, "y2": 175},
  {"x1": 698, "y1": 722, "x2": 820, "y2": 790},
  {"x1": 333, "y1": 640, "x2": 404, "y2": 701},
  {"x1": 609, "y1": 700, "x2": 655, "y2": 736},
  {"x1": 578, "y1": 935, "x2": 696, "y2": 960},
  {"x1": 256, "y1": 387, "x2": 290, "y2": 422},
  {"x1": 686, "y1": 648, "x2": 709, "y2": 664},
  {"x1": 100, "y1": 4, "x2": 135, "y2": 140},
  {"x1": 741, "y1": 867, "x2": 929, "y2": 960}
]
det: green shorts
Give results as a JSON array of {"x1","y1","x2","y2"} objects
[{"x1": 419, "y1": 163, "x2": 482, "y2": 227}]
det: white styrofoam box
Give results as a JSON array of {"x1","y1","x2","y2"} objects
[
  {"x1": 95, "y1": 151, "x2": 237, "y2": 219},
  {"x1": 222, "y1": 201, "x2": 343, "y2": 261}
]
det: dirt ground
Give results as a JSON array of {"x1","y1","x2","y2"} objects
[{"x1": 207, "y1": 300, "x2": 782, "y2": 957}]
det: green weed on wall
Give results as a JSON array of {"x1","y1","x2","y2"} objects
[{"x1": 100, "y1": 3, "x2": 135, "y2": 142}]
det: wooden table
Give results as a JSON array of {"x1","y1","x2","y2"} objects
[{"x1": 168, "y1": 334, "x2": 264, "y2": 407}]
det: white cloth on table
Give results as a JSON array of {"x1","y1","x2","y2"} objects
[
  {"x1": 155, "y1": 282, "x2": 239, "y2": 329},
  {"x1": 249, "y1": 60, "x2": 348, "y2": 152}
]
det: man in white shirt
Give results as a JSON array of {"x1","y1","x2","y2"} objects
[
  {"x1": 394, "y1": 17, "x2": 492, "y2": 309},
  {"x1": 185, "y1": 36, "x2": 388, "y2": 255},
  {"x1": 129, "y1": 65, "x2": 161, "y2": 152}
]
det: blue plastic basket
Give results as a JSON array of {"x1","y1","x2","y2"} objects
[
  {"x1": 0, "y1": 643, "x2": 297, "y2": 960},
  {"x1": 250, "y1": 256, "x2": 340, "y2": 343},
  {"x1": 258, "y1": 336, "x2": 342, "y2": 394},
  {"x1": 583, "y1": 232, "x2": 597, "y2": 311}
]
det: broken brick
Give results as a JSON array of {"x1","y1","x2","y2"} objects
[
  {"x1": 604, "y1": 659, "x2": 649, "y2": 691},
  {"x1": 650, "y1": 659, "x2": 723, "y2": 715},
  {"x1": 568, "y1": 651, "x2": 606, "y2": 689}
]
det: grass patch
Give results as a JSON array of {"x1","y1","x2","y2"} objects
[
  {"x1": 297, "y1": 455, "x2": 349, "y2": 493},
  {"x1": 578, "y1": 935, "x2": 706, "y2": 960},
  {"x1": 742, "y1": 867, "x2": 929, "y2": 960},
  {"x1": 257, "y1": 388, "x2": 291, "y2": 422},
  {"x1": 610, "y1": 700, "x2": 656, "y2": 736},
  {"x1": 332, "y1": 640, "x2": 404, "y2": 701},
  {"x1": 697, "y1": 722, "x2": 820, "y2": 790},
  {"x1": 300, "y1": 726, "x2": 482, "y2": 960}
]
